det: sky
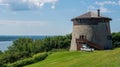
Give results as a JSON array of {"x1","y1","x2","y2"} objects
[{"x1": 0, "y1": 0, "x2": 120, "y2": 35}]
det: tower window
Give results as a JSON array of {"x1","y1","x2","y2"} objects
[
  {"x1": 79, "y1": 35, "x2": 86, "y2": 39},
  {"x1": 107, "y1": 35, "x2": 112, "y2": 40}
]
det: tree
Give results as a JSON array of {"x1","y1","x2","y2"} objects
[
  {"x1": 112, "y1": 32, "x2": 120, "y2": 48},
  {"x1": 0, "y1": 34, "x2": 72, "y2": 65},
  {"x1": 0, "y1": 50, "x2": 2, "y2": 55}
]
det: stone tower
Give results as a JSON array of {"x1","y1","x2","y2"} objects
[{"x1": 70, "y1": 10, "x2": 112, "y2": 51}]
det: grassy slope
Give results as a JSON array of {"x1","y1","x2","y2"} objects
[{"x1": 25, "y1": 48, "x2": 120, "y2": 67}]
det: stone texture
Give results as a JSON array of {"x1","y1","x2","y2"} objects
[{"x1": 70, "y1": 11, "x2": 112, "y2": 51}]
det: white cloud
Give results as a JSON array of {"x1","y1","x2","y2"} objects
[
  {"x1": 95, "y1": 0, "x2": 120, "y2": 13},
  {"x1": 88, "y1": 5, "x2": 109, "y2": 13},
  {"x1": 0, "y1": 20, "x2": 46, "y2": 26},
  {"x1": 0, "y1": 0, "x2": 2, "y2": 3},
  {"x1": 119, "y1": 0, "x2": 120, "y2": 5},
  {"x1": 88, "y1": 5, "x2": 96, "y2": 11},
  {"x1": 99, "y1": 6, "x2": 109, "y2": 13},
  {"x1": 96, "y1": 1, "x2": 117, "y2": 6},
  {"x1": 51, "y1": 2, "x2": 56, "y2": 9},
  {"x1": 0, "y1": 0, "x2": 58, "y2": 11}
]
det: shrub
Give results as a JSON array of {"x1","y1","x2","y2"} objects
[
  {"x1": 6, "y1": 53, "x2": 48, "y2": 67},
  {"x1": 33, "y1": 52, "x2": 48, "y2": 62},
  {"x1": 112, "y1": 32, "x2": 120, "y2": 48}
]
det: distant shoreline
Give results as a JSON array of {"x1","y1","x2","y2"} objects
[{"x1": 0, "y1": 35, "x2": 48, "y2": 41}]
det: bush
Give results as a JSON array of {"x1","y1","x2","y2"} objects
[
  {"x1": 112, "y1": 32, "x2": 120, "y2": 48},
  {"x1": 6, "y1": 53, "x2": 48, "y2": 67},
  {"x1": 33, "y1": 52, "x2": 48, "y2": 62},
  {"x1": 6, "y1": 58, "x2": 34, "y2": 67}
]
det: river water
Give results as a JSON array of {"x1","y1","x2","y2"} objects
[
  {"x1": 0, "y1": 36, "x2": 47, "y2": 52},
  {"x1": 0, "y1": 41, "x2": 13, "y2": 51}
]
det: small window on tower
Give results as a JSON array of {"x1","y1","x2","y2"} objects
[
  {"x1": 77, "y1": 20, "x2": 81, "y2": 23},
  {"x1": 79, "y1": 35, "x2": 86, "y2": 39},
  {"x1": 79, "y1": 20, "x2": 81, "y2": 22},
  {"x1": 107, "y1": 35, "x2": 112, "y2": 40},
  {"x1": 81, "y1": 35, "x2": 84, "y2": 39}
]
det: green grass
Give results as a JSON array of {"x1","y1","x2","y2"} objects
[{"x1": 25, "y1": 48, "x2": 120, "y2": 67}]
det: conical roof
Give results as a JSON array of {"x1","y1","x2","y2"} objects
[
  {"x1": 77, "y1": 11, "x2": 98, "y2": 18},
  {"x1": 71, "y1": 11, "x2": 112, "y2": 21}
]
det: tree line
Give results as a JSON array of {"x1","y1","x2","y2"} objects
[{"x1": 0, "y1": 34, "x2": 71, "y2": 66}]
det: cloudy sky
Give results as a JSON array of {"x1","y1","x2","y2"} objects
[{"x1": 0, "y1": 0, "x2": 120, "y2": 35}]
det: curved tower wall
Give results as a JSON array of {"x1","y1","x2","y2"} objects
[
  {"x1": 96, "y1": 22, "x2": 112, "y2": 49},
  {"x1": 70, "y1": 24, "x2": 94, "y2": 50},
  {"x1": 70, "y1": 20, "x2": 112, "y2": 50}
]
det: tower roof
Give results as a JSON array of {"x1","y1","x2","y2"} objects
[
  {"x1": 71, "y1": 11, "x2": 112, "y2": 21},
  {"x1": 77, "y1": 12, "x2": 98, "y2": 18}
]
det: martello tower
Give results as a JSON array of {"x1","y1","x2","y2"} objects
[{"x1": 70, "y1": 10, "x2": 112, "y2": 50}]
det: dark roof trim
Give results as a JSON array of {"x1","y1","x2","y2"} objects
[{"x1": 71, "y1": 17, "x2": 112, "y2": 21}]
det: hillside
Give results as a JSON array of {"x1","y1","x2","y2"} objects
[{"x1": 25, "y1": 48, "x2": 120, "y2": 67}]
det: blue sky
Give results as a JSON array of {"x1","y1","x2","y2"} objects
[{"x1": 0, "y1": 0, "x2": 120, "y2": 35}]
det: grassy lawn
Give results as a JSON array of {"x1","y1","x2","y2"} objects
[{"x1": 25, "y1": 48, "x2": 120, "y2": 67}]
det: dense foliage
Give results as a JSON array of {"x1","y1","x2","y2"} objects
[
  {"x1": 112, "y1": 32, "x2": 120, "y2": 48},
  {"x1": 6, "y1": 52, "x2": 48, "y2": 67},
  {"x1": 0, "y1": 34, "x2": 71, "y2": 66}
]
